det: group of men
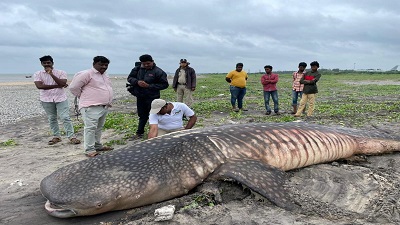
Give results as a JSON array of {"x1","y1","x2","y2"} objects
[
  {"x1": 34, "y1": 54, "x2": 197, "y2": 157},
  {"x1": 34, "y1": 55, "x2": 115, "y2": 157},
  {"x1": 126, "y1": 57, "x2": 197, "y2": 140},
  {"x1": 34, "y1": 54, "x2": 319, "y2": 158},
  {"x1": 226, "y1": 61, "x2": 321, "y2": 117}
]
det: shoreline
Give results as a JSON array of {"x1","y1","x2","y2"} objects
[
  {"x1": 0, "y1": 77, "x2": 128, "y2": 86},
  {"x1": 0, "y1": 81, "x2": 33, "y2": 86}
]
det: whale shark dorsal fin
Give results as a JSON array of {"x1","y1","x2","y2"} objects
[{"x1": 214, "y1": 158, "x2": 297, "y2": 210}]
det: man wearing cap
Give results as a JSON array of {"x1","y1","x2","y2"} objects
[
  {"x1": 172, "y1": 59, "x2": 196, "y2": 107},
  {"x1": 148, "y1": 99, "x2": 197, "y2": 139},
  {"x1": 127, "y1": 54, "x2": 169, "y2": 140}
]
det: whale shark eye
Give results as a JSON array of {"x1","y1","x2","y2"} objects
[{"x1": 95, "y1": 202, "x2": 103, "y2": 208}]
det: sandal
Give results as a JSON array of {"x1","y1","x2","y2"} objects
[
  {"x1": 85, "y1": 152, "x2": 100, "y2": 157},
  {"x1": 96, "y1": 146, "x2": 114, "y2": 152},
  {"x1": 70, "y1": 138, "x2": 81, "y2": 145},
  {"x1": 48, "y1": 137, "x2": 61, "y2": 145}
]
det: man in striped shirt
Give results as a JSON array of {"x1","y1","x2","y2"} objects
[
  {"x1": 33, "y1": 55, "x2": 80, "y2": 145},
  {"x1": 291, "y1": 62, "x2": 307, "y2": 114}
]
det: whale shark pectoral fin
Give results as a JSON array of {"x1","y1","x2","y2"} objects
[{"x1": 214, "y1": 158, "x2": 297, "y2": 211}]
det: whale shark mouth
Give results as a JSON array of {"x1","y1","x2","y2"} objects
[{"x1": 44, "y1": 200, "x2": 77, "y2": 218}]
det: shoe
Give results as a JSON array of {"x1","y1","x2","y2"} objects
[
  {"x1": 274, "y1": 112, "x2": 281, "y2": 115},
  {"x1": 85, "y1": 151, "x2": 100, "y2": 157},
  {"x1": 240, "y1": 108, "x2": 248, "y2": 111},
  {"x1": 232, "y1": 108, "x2": 240, "y2": 112},
  {"x1": 48, "y1": 137, "x2": 61, "y2": 145},
  {"x1": 265, "y1": 112, "x2": 271, "y2": 115},
  {"x1": 129, "y1": 133, "x2": 144, "y2": 141},
  {"x1": 96, "y1": 146, "x2": 114, "y2": 151},
  {"x1": 69, "y1": 137, "x2": 81, "y2": 145}
]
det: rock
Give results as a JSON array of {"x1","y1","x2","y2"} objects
[{"x1": 154, "y1": 205, "x2": 175, "y2": 221}]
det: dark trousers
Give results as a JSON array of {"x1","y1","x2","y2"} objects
[{"x1": 136, "y1": 97, "x2": 155, "y2": 135}]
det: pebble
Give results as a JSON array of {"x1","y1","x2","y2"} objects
[{"x1": 0, "y1": 79, "x2": 132, "y2": 126}]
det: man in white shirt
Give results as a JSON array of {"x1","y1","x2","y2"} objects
[{"x1": 148, "y1": 99, "x2": 197, "y2": 139}]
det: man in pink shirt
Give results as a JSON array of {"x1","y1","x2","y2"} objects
[
  {"x1": 33, "y1": 55, "x2": 80, "y2": 145},
  {"x1": 69, "y1": 56, "x2": 114, "y2": 157},
  {"x1": 261, "y1": 65, "x2": 280, "y2": 115}
]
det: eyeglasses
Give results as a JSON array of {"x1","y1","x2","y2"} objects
[{"x1": 180, "y1": 59, "x2": 187, "y2": 63}]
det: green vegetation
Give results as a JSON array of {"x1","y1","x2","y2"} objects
[
  {"x1": 183, "y1": 72, "x2": 399, "y2": 126},
  {"x1": 0, "y1": 139, "x2": 17, "y2": 147},
  {"x1": 73, "y1": 72, "x2": 400, "y2": 144},
  {"x1": 73, "y1": 122, "x2": 84, "y2": 132},
  {"x1": 102, "y1": 112, "x2": 144, "y2": 144},
  {"x1": 180, "y1": 193, "x2": 216, "y2": 211}
]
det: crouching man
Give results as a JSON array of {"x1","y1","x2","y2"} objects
[{"x1": 148, "y1": 99, "x2": 197, "y2": 139}]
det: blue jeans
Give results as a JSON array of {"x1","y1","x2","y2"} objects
[
  {"x1": 80, "y1": 106, "x2": 108, "y2": 153},
  {"x1": 41, "y1": 100, "x2": 75, "y2": 138},
  {"x1": 230, "y1": 86, "x2": 246, "y2": 109},
  {"x1": 292, "y1": 90, "x2": 303, "y2": 106},
  {"x1": 263, "y1": 91, "x2": 279, "y2": 113}
]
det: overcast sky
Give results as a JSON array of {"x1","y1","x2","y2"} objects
[{"x1": 1, "y1": 0, "x2": 399, "y2": 74}]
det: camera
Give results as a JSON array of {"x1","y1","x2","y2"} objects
[{"x1": 126, "y1": 83, "x2": 136, "y2": 96}]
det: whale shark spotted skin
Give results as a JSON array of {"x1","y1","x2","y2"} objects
[{"x1": 40, "y1": 122, "x2": 400, "y2": 218}]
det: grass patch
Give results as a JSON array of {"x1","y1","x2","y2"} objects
[
  {"x1": 0, "y1": 139, "x2": 17, "y2": 147},
  {"x1": 180, "y1": 194, "x2": 216, "y2": 211}
]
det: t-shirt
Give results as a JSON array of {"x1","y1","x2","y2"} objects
[
  {"x1": 226, "y1": 70, "x2": 248, "y2": 88},
  {"x1": 178, "y1": 68, "x2": 186, "y2": 84},
  {"x1": 149, "y1": 102, "x2": 195, "y2": 130}
]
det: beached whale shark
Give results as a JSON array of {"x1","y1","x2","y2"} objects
[{"x1": 40, "y1": 123, "x2": 400, "y2": 218}]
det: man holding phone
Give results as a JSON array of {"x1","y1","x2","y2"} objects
[{"x1": 33, "y1": 55, "x2": 80, "y2": 145}]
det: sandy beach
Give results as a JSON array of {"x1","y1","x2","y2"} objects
[
  {"x1": 0, "y1": 82, "x2": 33, "y2": 86},
  {"x1": 1, "y1": 79, "x2": 400, "y2": 225},
  {"x1": 0, "y1": 78, "x2": 130, "y2": 126}
]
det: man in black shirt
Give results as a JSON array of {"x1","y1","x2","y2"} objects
[{"x1": 127, "y1": 54, "x2": 169, "y2": 140}]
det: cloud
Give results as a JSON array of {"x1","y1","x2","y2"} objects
[{"x1": 0, "y1": 0, "x2": 399, "y2": 74}]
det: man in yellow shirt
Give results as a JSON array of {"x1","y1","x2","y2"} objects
[{"x1": 226, "y1": 63, "x2": 248, "y2": 112}]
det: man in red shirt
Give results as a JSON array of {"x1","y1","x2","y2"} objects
[{"x1": 261, "y1": 65, "x2": 280, "y2": 115}]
